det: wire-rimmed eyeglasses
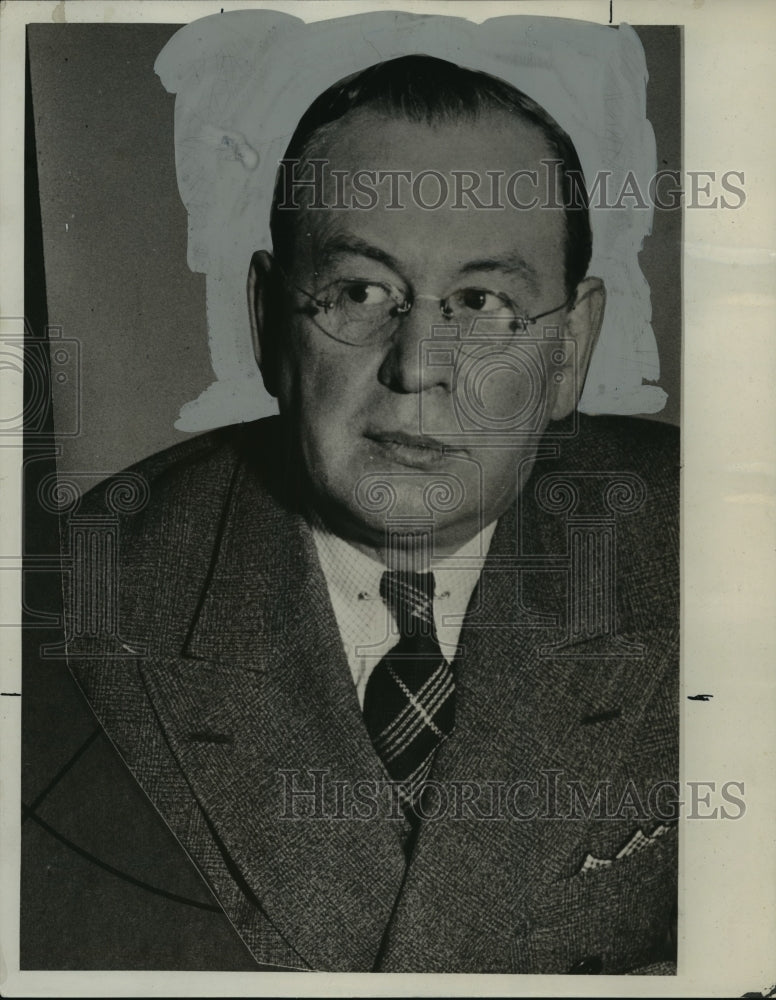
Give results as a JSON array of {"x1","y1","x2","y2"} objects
[{"x1": 277, "y1": 266, "x2": 573, "y2": 347}]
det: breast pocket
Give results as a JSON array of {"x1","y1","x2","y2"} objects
[{"x1": 511, "y1": 825, "x2": 678, "y2": 975}]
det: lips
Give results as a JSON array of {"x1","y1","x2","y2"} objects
[
  {"x1": 367, "y1": 430, "x2": 447, "y2": 451},
  {"x1": 364, "y1": 429, "x2": 467, "y2": 468}
]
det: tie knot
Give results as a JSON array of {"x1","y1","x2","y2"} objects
[{"x1": 380, "y1": 571, "x2": 435, "y2": 639}]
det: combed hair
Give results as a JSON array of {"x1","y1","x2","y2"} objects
[{"x1": 270, "y1": 55, "x2": 592, "y2": 294}]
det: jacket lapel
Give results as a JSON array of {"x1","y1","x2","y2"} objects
[
  {"x1": 376, "y1": 497, "x2": 676, "y2": 972},
  {"x1": 138, "y1": 458, "x2": 407, "y2": 972}
]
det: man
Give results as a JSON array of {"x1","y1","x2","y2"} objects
[{"x1": 23, "y1": 56, "x2": 679, "y2": 974}]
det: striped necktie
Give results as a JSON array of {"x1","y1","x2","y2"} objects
[{"x1": 363, "y1": 571, "x2": 455, "y2": 818}]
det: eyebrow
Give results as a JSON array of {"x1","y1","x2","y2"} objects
[
  {"x1": 317, "y1": 236, "x2": 403, "y2": 275},
  {"x1": 316, "y1": 237, "x2": 541, "y2": 296},
  {"x1": 458, "y1": 254, "x2": 540, "y2": 296}
]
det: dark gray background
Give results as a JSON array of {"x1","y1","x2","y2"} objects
[{"x1": 28, "y1": 22, "x2": 681, "y2": 477}]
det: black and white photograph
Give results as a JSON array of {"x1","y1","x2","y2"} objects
[{"x1": 1, "y1": 1, "x2": 774, "y2": 995}]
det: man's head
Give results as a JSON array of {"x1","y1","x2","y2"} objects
[
  {"x1": 269, "y1": 55, "x2": 593, "y2": 296},
  {"x1": 249, "y1": 55, "x2": 605, "y2": 558}
]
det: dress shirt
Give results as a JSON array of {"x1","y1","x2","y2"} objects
[{"x1": 311, "y1": 517, "x2": 497, "y2": 707}]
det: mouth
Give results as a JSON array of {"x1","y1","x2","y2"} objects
[{"x1": 364, "y1": 430, "x2": 467, "y2": 468}]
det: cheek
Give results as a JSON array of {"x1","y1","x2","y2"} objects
[
  {"x1": 452, "y1": 343, "x2": 552, "y2": 433},
  {"x1": 275, "y1": 330, "x2": 374, "y2": 427}
]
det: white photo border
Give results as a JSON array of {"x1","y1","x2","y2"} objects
[{"x1": 1, "y1": 1, "x2": 774, "y2": 997}]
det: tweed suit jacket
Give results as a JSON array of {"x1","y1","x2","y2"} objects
[{"x1": 22, "y1": 413, "x2": 679, "y2": 974}]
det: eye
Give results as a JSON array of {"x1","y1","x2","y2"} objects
[
  {"x1": 455, "y1": 287, "x2": 514, "y2": 315},
  {"x1": 334, "y1": 280, "x2": 394, "y2": 308}
]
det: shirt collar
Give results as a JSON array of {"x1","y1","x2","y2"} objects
[{"x1": 310, "y1": 514, "x2": 497, "y2": 610}]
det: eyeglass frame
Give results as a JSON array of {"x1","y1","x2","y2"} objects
[{"x1": 273, "y1": 260, "x2": 576, "y2": 346}]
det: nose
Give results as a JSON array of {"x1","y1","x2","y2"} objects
[{"x1": 377, "y1": 298, "x2": 452, "y2": 394}]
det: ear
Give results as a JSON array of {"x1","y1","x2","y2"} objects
[
  {"x1": 550, "y1": 276, "x2": 606, "y2": 421},
  {"x1": 247, "y1": 250, "x2": 280, "y2": 397}
]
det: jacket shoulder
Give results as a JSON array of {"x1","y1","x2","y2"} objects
[
  {"x1": 567, "y1": 413, "x2": 679, "y2": 472},
  {"x1": 529, "y1": 414, "x2": 680, "y2": 632},
  {"x1": 65, "y1": 416, "x2": 285, "y2": 659},
  {"x1": 557, "y1": 414, "x2": 680, "y2": 521},
  {"x1": 80, "y1": 417, "x2": 279, "y2": 515}
]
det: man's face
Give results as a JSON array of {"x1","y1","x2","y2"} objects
[{"x1": 253, "y1": 108, "x2": 601, "y2": 555}]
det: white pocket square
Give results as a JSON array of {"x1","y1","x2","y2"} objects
[{"x1": 580, "y1": 824, "x2": 674, "y2": 873}]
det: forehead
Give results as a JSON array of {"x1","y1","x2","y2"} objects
[
  {"x1": 289, "y1": 108, "x2": 567, "y2": 292},
  {"x1": 316, "y1": 105, "x2": 554, "y2": 172}
]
